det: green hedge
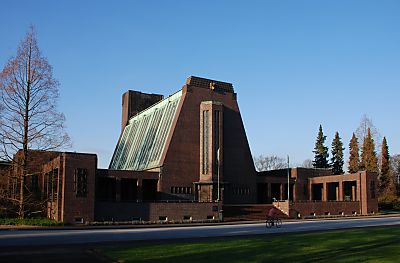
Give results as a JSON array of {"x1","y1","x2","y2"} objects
[
  {"x1": 0, "y1": 218, "x2": 64, "y2": 226},
  {"x1": 378, "y1": 195, "x2": 400, "y2": 211}
]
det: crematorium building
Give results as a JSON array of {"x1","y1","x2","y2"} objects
[{"x1": 0, "y1": 76, "x2": 378, "y2": 224}]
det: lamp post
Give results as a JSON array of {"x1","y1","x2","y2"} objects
[
  {"x1": 287, "y1": 155, "x2": 290, "y2": 203},
  {"x1": 217, "y1": 148, "x2": 220, "y2": 201}
]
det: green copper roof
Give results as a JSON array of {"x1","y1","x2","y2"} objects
[{"x1": 109, "y1": 90, "x2": 182, "y2": 170}]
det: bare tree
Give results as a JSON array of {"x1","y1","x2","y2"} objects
[
  {"x1": 391, "y1": 154, "x2": 400, "y2": 195},
  {"x1": 302, "y1": 159, "x2": 314, "y2": 168},
  {"x1": 356, "y1": 114, "x2": 381, "y2": 148},
  {"x1": 0, "y1": 27, "x2": 70, "y2": 218},
  {"x1": 254, "y1": 155, "x2": 286, "y2": 171}
]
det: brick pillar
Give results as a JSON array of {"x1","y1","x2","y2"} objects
[
  {"x1": 280, "y1": 184, "x2": 284, "y2": 200},
  {"x1": 309, "y1": 183, "x2": 313, "y2": 200},
  {"x1": 352, "y1": 185, "x2": 356, "y2": 201},
  {"x1": 322, "y1": 182, "x2": 327, "y2": 201},
  {"x1": 336, "y1": 186, "x2": 339, "y2": 201},
  {"x1": 338, "y1": 182, "x2": 343, "y2": 201},
  {"x1": 356, "y1": 179, "x2": 361, "y2": 201},
  {"x1": 292, "y1": 183, "x2": 296, "y2": 202},
  {"x1": 56, "y1": 169, "x2": 62, "y2": 221}
]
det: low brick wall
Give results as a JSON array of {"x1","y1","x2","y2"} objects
[
  {"x1": 291, "y1": 201, "x2": 360, "y2": 218},
  {"x1": 223, "y1": 204, "x2": 288, "y2": 221},
  {"x1": 95, "y1": 201, "x2": 221, "y2": 222},
  {"x1": 273, "y1": 201, "x2": 289, "y2": 215}
]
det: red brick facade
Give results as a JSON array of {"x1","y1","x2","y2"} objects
[
  {"x1": 159, "y1": 78, "x2": 256, "y2": 204},
  {"x1": 42, "y1": 153, "x2": 97, "y2": 224},
  {"x1": 257, "y1": 168, "x2": 378, "y2": 218}
]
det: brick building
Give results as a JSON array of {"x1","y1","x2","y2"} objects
[
  {"x1": 0, "y1": 76, "x2": 378, "y2": 223},
  {"x1": 257, "y1": 168, "x2": 378, "y2": 218}
]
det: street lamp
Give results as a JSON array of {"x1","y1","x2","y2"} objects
[
  {"x1": 217, "y1": 148, "x2": 220, "y2": 201},
  {"x1": 287, "y1": 155, "x2": 290, "y2": 203}
]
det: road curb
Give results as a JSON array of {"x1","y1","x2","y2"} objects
[{"x1": 1, "y1": 213, "x2": 399, "y2": 231}]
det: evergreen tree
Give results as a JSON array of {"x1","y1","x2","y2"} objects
[
  {"x1": 348, "y1": 133, "x2": 360, "y2": 173},
  {"x1": 313, "y1": 125, "x2": 330, "y2": 168},
  {"x1": 330, "y1": 132, "x2": 344, "y2": 175},
  {"x1": 381, "y1": 137, "x2": 390, "y2": 176},
  {"x1": 379, "y1": 137, "x2": 395, "y2": 195},
  {"x1": 361, "y1": 128, "x2": 378, "y2": 172}
]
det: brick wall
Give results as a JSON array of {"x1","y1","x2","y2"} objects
[
  {"x1": 95, "y1": 201, "x2": 221, "y2": 221},
  {"x1": 121, "y1": 90, "x2": 163, "y2": 132},
  {"x1": 160, "y1": 77, "x2": 257, "y2": 204},
  {"x1": 62, "y1": 153, "x2": 97, "y2": 224},
  {"x1": 291, "y1": 201, "x2": 360, "y2": 218}
]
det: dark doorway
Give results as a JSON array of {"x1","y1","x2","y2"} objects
[
  {"x1": 257, "y1": 183, "x2": 268, "y2": 203},
  {"x1": 142, "y1": 179, "x2": 158, "y2": 201},
  {"x1": 327, "y1": 182, "x2": 339, "y2": 201},
  {"x1": 121, "y1": 178, "x2": 137, "y2": 201},
  {"x1": 283, "y1": 183, "x2": 294, "y2": 201},
  {"x1": 312, "y1": 183, "x2": 323, "y2": 200},
  {"x1": 96, "y1": 177, "x2": 116, "y2": 201},
  {"x1": 344, "y1": 181, "x2": 357, "y2": 201},
  {"x1": 271, "y1": 183, "x2": 281, "y2": 201}
]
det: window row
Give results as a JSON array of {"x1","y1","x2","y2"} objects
[
  {"x1": 233, "y1": 187, "x2": 251, "y2": 195},
  {"x1": 170, "y1": 186, "x2": 193, "y2": 194}
]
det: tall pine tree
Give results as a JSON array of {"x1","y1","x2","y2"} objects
[
  {"x1": 330, "y1": 132, "x2": 344, "y2": 175},
  {"x1": 381, "y1": 137, "x2": 390, "y2": 176},
  {"x1": 313, "y1": 125, "x2": 330, "y2": 168},
  {"x1": 379, "y1": 137, "x2": 395, "y2": 195},
  {"x1": 361, "y1": 128, "x2": 378, "y2": 172},
  {"x1": 348, "y1": 133, "x2": 360, "y2": 173}
]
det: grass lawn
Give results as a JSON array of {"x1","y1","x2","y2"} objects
[{"x1": 101, "y1": 226, "x2": 400, "y2": 263}]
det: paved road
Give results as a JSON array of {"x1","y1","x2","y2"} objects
[{"x1": 0, "y1": 216, "x2": 399, "y2": 248}]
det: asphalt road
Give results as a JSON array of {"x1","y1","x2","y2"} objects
[{"x1": 0, "y1": 216, "x2": 399, "y2": 248}]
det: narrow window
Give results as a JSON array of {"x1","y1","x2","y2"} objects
[
  {"x1": 74, "y1": 168, "x2": 88, "y2": 197},
  {"x1": 370, "y1": 181, "x2": 376, "y2": 199},
  {"x1": 31, "y1": 175, "x2": 39, "y2": 193},
  {"x1": 213, "y1": 110, "x2": 220, "y2": 175},
  {"x1": 202, "y1": 110, "x2": 209, "y2": 174}
]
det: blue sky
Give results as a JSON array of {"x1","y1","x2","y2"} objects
[{"x1": 1, "y1": 0, "x2": 399, "y2": 168}]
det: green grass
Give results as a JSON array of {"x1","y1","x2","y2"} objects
[
  {"x1": 102, "y1": 226, "x2": 400, "y2": 263},
  {"x1": 0, "y1": 218, "x2": 64, "y2": 226}
]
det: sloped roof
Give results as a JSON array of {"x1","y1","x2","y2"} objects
[{"x1": 109, "y1": 90, "x2": 182, "y2": 170}]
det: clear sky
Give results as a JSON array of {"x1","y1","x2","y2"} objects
[{"x1": 1, "y1": 0, "x2": 399, "y2": 168}]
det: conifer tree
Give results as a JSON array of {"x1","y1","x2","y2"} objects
[
  {"x1": 381, "y1": 137, "x2": 390, "y2": 176},
  {"x1": 379, "y1": 137, "x2": 395, "y2": 195},
  {"x1": 330, "y1": 132, "x2": 344, "y2": 175},
  {"x1": 361, "y1": 128, "x2": 378, "y2": 172},
  {"x1": 313, "y1": 125, "x2": 330, "y2": 168},
  {"x1": 348, "y1": 133, "x2": 360, "y2": 173}
]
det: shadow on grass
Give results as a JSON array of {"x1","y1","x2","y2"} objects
[{"x1": 103, "y1": 226, "x2": 400, "y2": 263}]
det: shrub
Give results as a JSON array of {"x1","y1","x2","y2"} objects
[{"x1": 0, "y1": 218, "x2": 64, "y2": 226}]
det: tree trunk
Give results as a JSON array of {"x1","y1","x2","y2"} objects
[
  {"x1": 18, "y1": 41, "x2": 33, "y2": 219},
  {"x1": 18, "y1": 175, "x2": 25, "y2": 219}
]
